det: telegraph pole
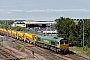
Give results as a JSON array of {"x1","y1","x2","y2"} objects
[{"x1": 83, "y1": 20, "x2": 84, "y2": 47}]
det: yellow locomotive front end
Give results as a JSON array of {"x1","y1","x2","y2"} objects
[
  {"x1": 56, "y1": 38, "x2": 69, "y2": 53},
  {"x1": 60, "y1": 39, "x2": 69, "y2": 52}
]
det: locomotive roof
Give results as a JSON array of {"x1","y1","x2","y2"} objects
[{"x1": 36, "y1": 34, "x2": 64, "y2": 41}]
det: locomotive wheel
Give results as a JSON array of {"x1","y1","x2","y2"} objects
[
  {"x1": 53, "y1": 47, "x2": 57, "y2": 52},
  {"x1": 47, "y1": 45, "x2": 50, "y2": 50}
]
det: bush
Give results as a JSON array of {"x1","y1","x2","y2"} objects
[
  {"x1": 19, "y1": 46, "x2": 25, "y2": 52},
  {"x1": 12, "y1": 44, "x2": 25, "y2": 52}
]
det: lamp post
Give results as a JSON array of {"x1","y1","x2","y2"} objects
[
  {"x1": 83, "y1": 20, "x2": 84, "y2": 47},
  {"x1": 50, "y1": 23, "x2": 52, "y2": 36}
]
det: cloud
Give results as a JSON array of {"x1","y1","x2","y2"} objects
[
  {"x1": 34, "y1": 17, "x2": 57, "y2": 20},
  {"x1": 11, "y1": 10, "x2": 23, "y2": 12},
  {"x1": 26, "y1": 9, "x2": 90, "y2": 12},
  {"x1": 1, "y1": 9, "x2": 90, "y2": 14},
  {"x1": 0, "y1": 9, "x2": 4, "y2": 11},
  {"x1": 1, "y1": 9, "x2": 89, "y2": 13},
  {"x1": 7, "y1": 12, "x2": 12, "y2": 15},
  {"x1": 26, "y1": 10, "x2": 46, "y2": 12}
]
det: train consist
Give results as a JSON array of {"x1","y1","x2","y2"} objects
[{"x1": 0, "y1": 28, "x2": 69, "y2": 53}]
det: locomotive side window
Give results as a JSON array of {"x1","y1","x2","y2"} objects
[
  {"x1": 51, "y1": 41, "x2": 55, "y2": 45},
  {"x1": 37, "y1": 37, "x2": 41, "y2": 41}
]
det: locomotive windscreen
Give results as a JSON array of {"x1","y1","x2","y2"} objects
[{"x1": 60, "y1": 40, "x2": 68, "y2": 44}]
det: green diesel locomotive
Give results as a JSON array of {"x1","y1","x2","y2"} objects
[{"x1": 35, "y1": 34, "x2": 69, "y2": 53}]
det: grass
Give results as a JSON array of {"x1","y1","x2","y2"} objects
[
  {"x1": 69, "y1": 47, "x2": 86, "y2": 54},
  {"x1": 69, "y1": 46, "x2": 90, "y2": 58},
  {"x1": 86, "y1": 48, "x2": 90, "y2": 58},
  {"x1": 74, "y1": 54, "x2": 81, "y2": 57}
]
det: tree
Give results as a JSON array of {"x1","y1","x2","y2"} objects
[
  {"x1": 11, "y1": 26, "x2": 24, "y2": 31},
  {"x1": 84, "y1": 19, "x2": 90, "y2": 47},
  {"x1": 76, "y1": 19, "x2": 90, "y2": 47},
  {"x1": 55, "y1": 17, "x2": 75, "y2": 44},
  {"x1": 0, "y1": 20, "x2": 14, "y2": 29},
  {"x1": 55, "y1": 17, "x2": 90, "y2": 47},
  {"x1": 55, "y1": 17, "x2": 75, "y2": 38}
]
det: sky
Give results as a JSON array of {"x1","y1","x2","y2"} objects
[{"x1": 0, "y1": 0, "x2": 90, "y2": 20}]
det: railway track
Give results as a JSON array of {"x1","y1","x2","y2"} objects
[
  {"x1": 0, "y1": 46, "x2": 19, "y2": 60},
  {"x1": 13, "y1": 39, "x2": 89, "y2": 60},
  {"x1": 13, "y1": 39, "x2": 69, "y2": 60},
  {"x1": 64, "y1": 54, "x2": 89, "y2": 60},
  {"x1": 29, "y1": 46, "x2": 89, "y2": 60},
  {"x1": 0, "y1": 35, "x2": 88, "y2": 60},
  {"x1": 27, "y1": 46, "x2": 73, "y2": 60}
]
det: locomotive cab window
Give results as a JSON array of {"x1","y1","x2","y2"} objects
[
  {"x1": 37, "y1": 37, "x2": 41, "y2": 41},
  {"x1": 60, "y1": 40, "x2": 68, "y2": 44},
  {"x1": 51, "y1": 41, "x2": 55, "y2": 45},
  {"x1": 65, "y1": 41, "x2": 68, "y2": 44}
]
